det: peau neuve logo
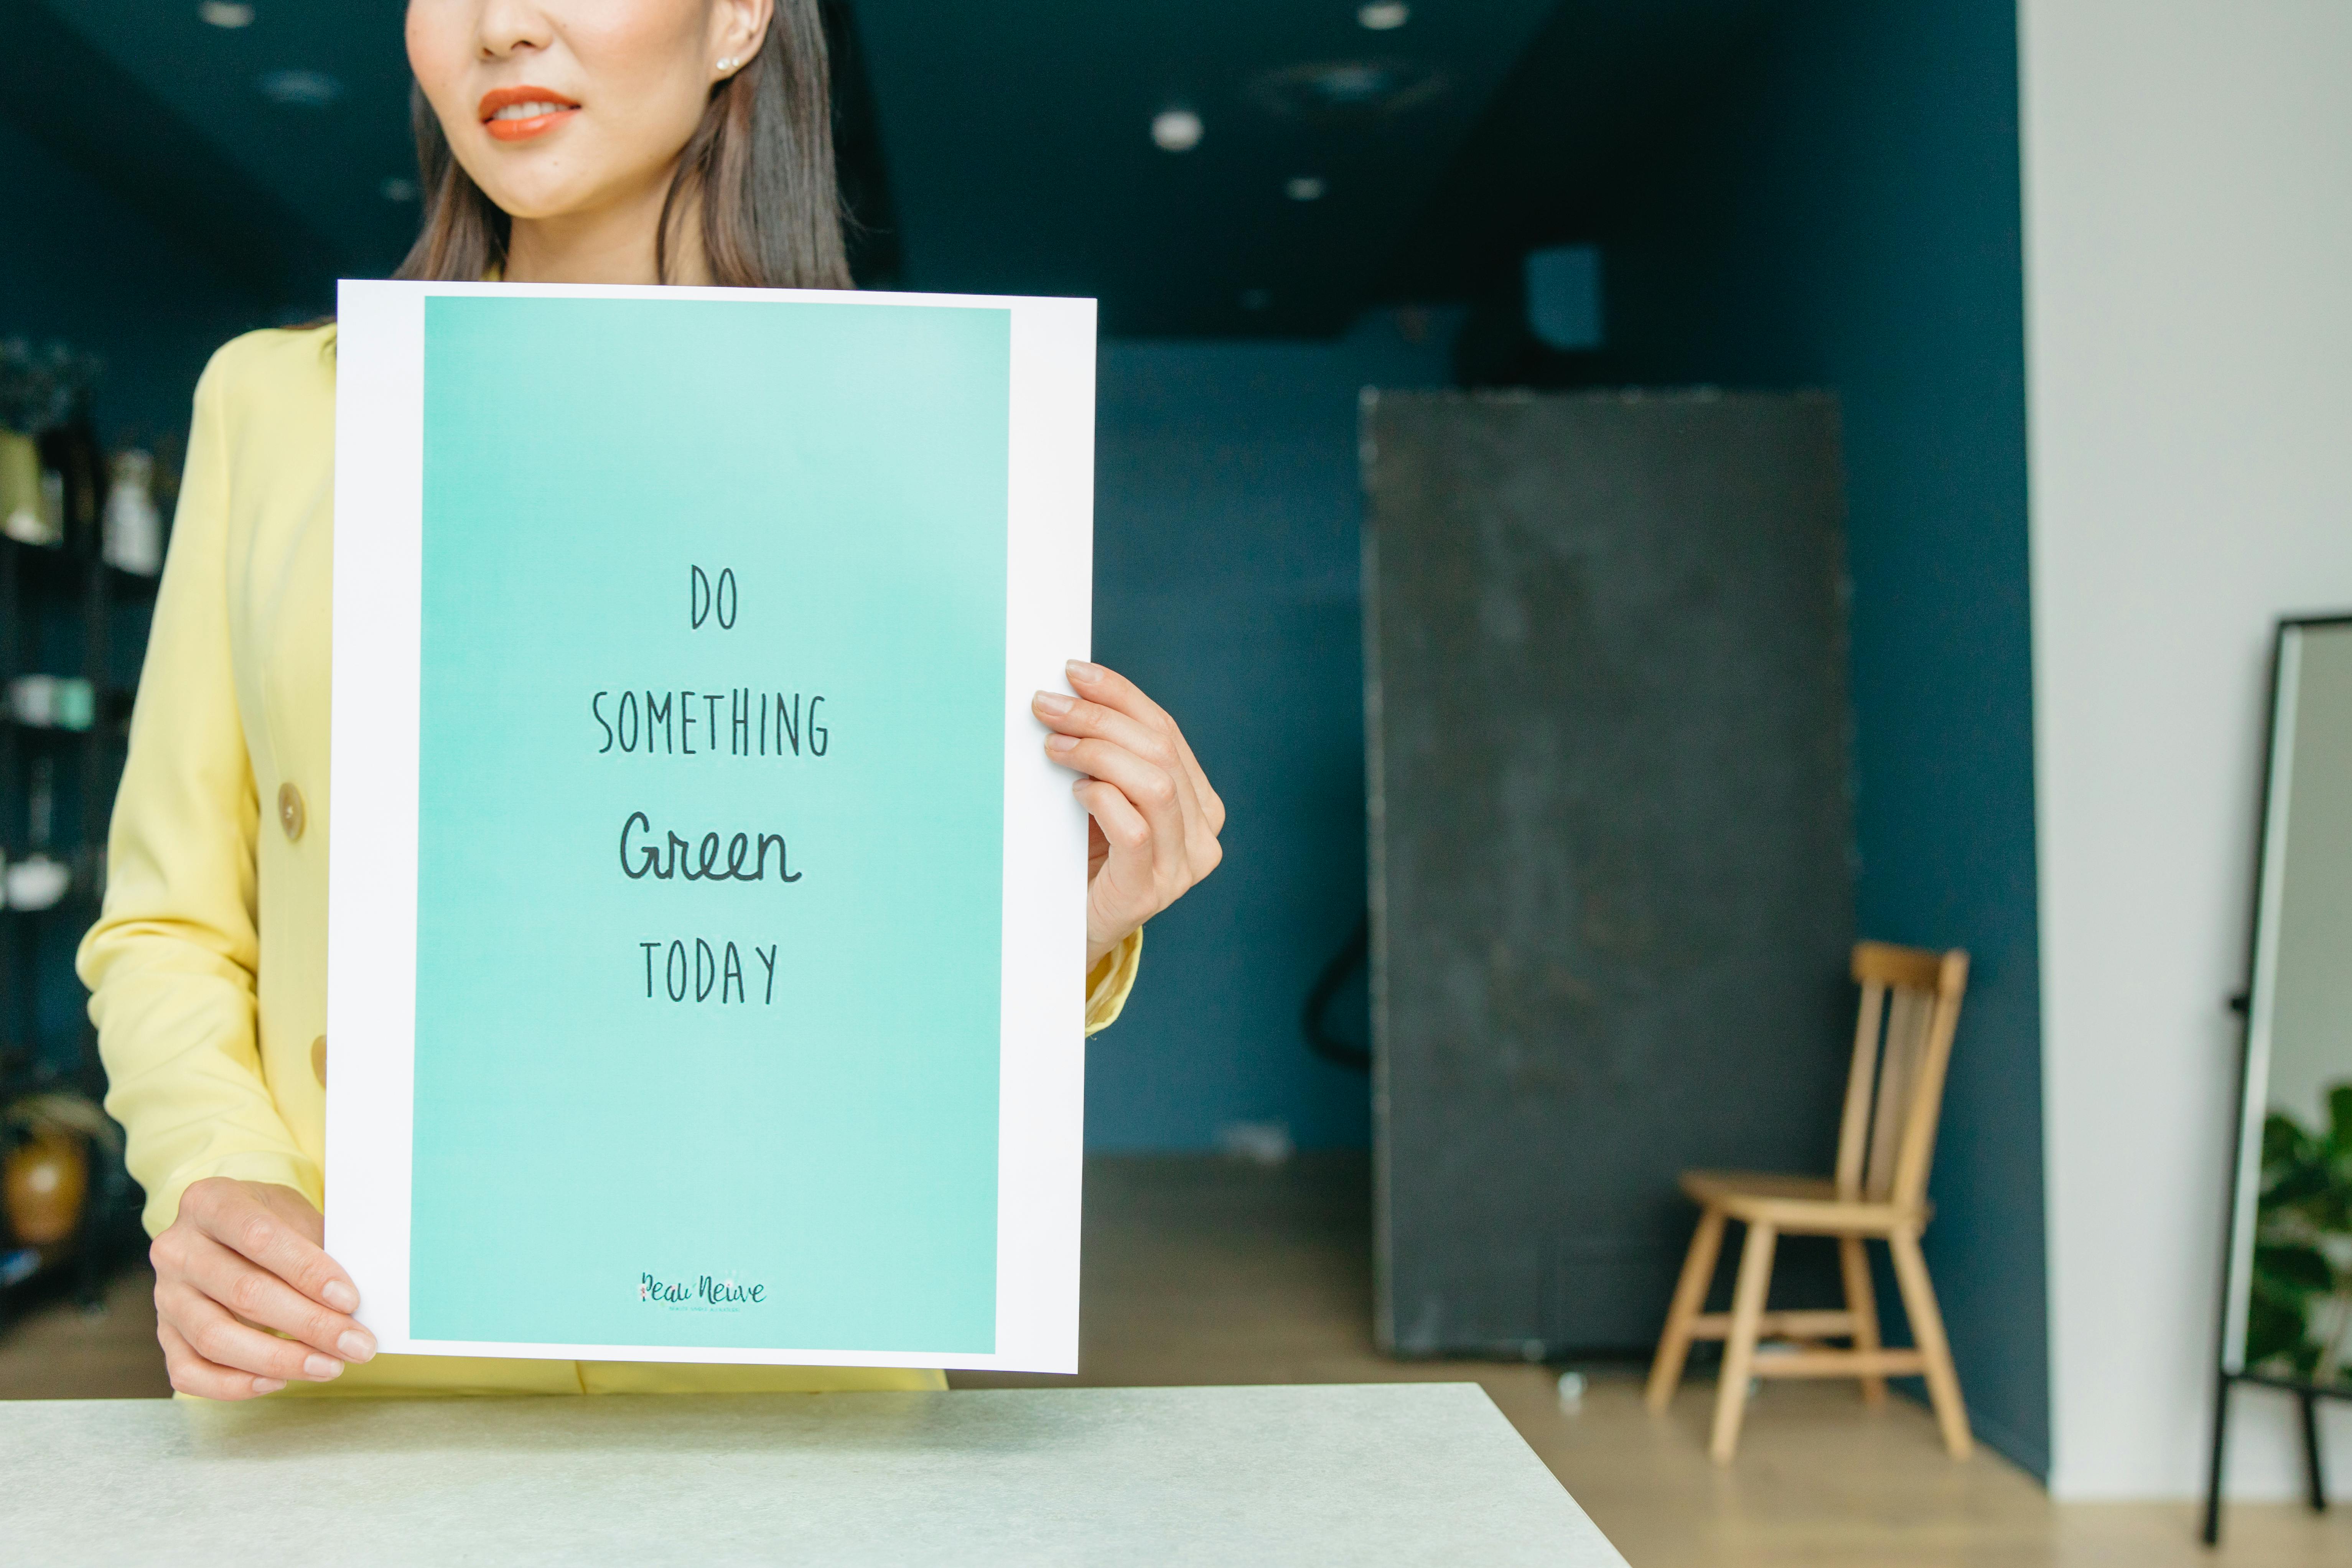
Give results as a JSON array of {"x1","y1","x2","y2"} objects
[{"x1": 640, "y1": 1271, "x2": 766, "y2": 1309}]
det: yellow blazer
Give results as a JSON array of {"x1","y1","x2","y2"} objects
[{"x1": 76, "y1": 326, "x2": 1141, "y2": 1396}]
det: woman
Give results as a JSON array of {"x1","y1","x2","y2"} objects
[{"x1": 77, "y1": 0, "x2": 1223, "y2": 1401}]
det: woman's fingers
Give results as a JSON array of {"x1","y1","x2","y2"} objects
[
  {"x1": 1061, "y1": 660, "x2": 1171, "y2": 733},
  {"x1": 1073, "y1": 779, "x2": 1157, "y2": 929},
  {"x1": 1038, "y1": 661, "x2": 1226, "y2": 959},
  {"x1": 1036, "y1": 673, "x2": 1221, "y2": 860},
  {"x1": 1033, "y1": 688, "x2": 1214, "y2": 855},
  {"x1": 1045, "y1": 736, "x2": 1189, "y2": 878},
  {"x1": 1032, "y1": 690, "x2": 1178, "y2": 775},
  {"x1": 176, "y1": 1226, "x2": 375, "y2": 1364},
  {"x1": 1168, "y1": 726, "x2": 1225, "y2": 837},
  {"x1": 148, "y1": 1178, "x2": 374, "y2": 1401},
  {"x1": 156, "y1": 1280, "x2": 343, "y2": 1385},
  {"x1": 180, "y1": 1176, "x2": 359, "y2": 1313},
  {"x1": 1064, "y1": 662, "x2": 1225, "y2": 835},
  {"x1": 157, "y1": 1318, "x2": 287, "y2": 1400}
]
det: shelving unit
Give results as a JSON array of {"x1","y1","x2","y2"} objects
[{"x1": 0, "y1": 406, "x2": 160, "y2": 1334}]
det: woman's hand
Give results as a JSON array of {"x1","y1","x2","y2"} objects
[
  {"x1": 1033, "y1": 660, "x2": 1225, "y2": 966},
  {"x1": 150, "y1": 1178, "x2": 376, "y2": 1399}
]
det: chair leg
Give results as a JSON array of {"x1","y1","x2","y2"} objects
[
  {"x1": 1888, "y1": 1227, "x2": 1973, "y2": 1458},
  {"x1": 1646, "y1": 1205, "x2": 1727, "y2": 1412},
  {"x1": 1709, "y1": 1220, "x2": 1777, "y2": 1463},
  {"x1": 1838, "y1": 1235, "x2": 1886, "y2": 1408}
]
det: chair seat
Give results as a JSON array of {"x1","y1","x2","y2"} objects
[{"x1": 1679, "y1": 1169, "x2": 1930, "y2": 1234}]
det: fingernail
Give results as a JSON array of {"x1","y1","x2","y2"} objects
[
  {"x1": 304, "y1": 1355, "x2": 343, "y2": 1380},
  {"x1": 338, "y1": 1329, "x2": 377, "y2": 1363},
  {"x1": 251, "y1": 1377, "x2": 287, "y2": 1395},
  {"x1": 1045, "y1": 735, "x2": 1079, "y2": 755},
  {"x1": 321, "y1": 1281, "x2": 358, "y2": 1313},
  {"x1": 1033, "y1": 689, "x2": 1074, "y2": 716},
  {"x1": 1066, "y1": 660, "x2": 1105, "y2": 684}
]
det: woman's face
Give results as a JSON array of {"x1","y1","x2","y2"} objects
[{"x1": 406, "y1": 0, "x2": 768, "y2": 222}]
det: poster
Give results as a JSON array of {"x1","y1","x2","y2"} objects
[{"x1": 326, "y1": 280, "x2": 1094, "y2": 1371}]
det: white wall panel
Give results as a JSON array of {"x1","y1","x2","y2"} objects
[{"x1": 2021, "y1": 0, "x2": 2352, "y2": 1500}]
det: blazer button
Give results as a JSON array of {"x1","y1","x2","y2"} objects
[
  {"x1": 311, "y1": 1034, "x2": 327, "y2": 1087},
  {"x1": 278, "y1": 782, "x2": 306, "y2": 842}
]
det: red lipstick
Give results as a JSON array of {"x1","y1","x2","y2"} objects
[{"x1": 479, "y1": 85, "x2": 580, "y2": 142}]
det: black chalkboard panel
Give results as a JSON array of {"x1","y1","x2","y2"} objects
[{"x1": 1362, "y1": 390, "x2": 1854, "y2": 1356}]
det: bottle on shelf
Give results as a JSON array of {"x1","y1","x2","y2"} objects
[
  {"x1": 102, "y1": 448, "x2": 163, "y2": 575},
  {"x1": 5, "y1": 757, "x2": 71, "y2": 911}
]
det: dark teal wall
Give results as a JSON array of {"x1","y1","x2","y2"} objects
[
  {"x1": 1085, "y1": 315, "x2": 1453, "y2": 1151},
  {"x1": 1602, "y1": 0, "x2": 2048, "y2": 1477},
  {"x1": 0, "y1": 115, "x2": 265, "y2": 445}
]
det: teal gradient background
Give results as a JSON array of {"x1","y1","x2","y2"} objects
[{"x1": 408, "y1": 295, "x2": 1010, "y2": 1352}]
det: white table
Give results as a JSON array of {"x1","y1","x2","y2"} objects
[{"x1": 1, "y1": 1381, "x2": 1625, "y2": 1565}]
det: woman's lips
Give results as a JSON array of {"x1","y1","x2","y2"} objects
[{"x1": 478, "y1": 84, "x2": 580, "y2": 142}]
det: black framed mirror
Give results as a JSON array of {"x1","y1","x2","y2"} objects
[{"x1": 2205, "y1": 614, "x2": 2352, "y2": 1543}]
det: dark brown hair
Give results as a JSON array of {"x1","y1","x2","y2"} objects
[{"x1": 395, "y1": 1, "x2": 850, "y2": 289}]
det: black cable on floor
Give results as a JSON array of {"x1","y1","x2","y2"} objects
[{"x1": 1302, "y1": 913, "x2": 1372, "y2": 1072}]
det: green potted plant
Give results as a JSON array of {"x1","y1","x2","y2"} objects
[{"x1": 2248, "y1": 1083, "x2": 2352, "y2": 1387}]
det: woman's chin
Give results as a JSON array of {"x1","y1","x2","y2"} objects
[
  {"x1": 469, "y1": 157, "x2": 672, "y2": 235},
  {"x1": 477, "y1": 183, "x2": 606, "y2": 227}
]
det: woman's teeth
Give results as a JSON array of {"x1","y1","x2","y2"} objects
[{"x1": 492, "y1": 101, "x2": 571, "y2": 121}]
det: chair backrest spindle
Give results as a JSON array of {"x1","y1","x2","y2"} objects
[
  {"x1": 1837, "y1": 942, "x2": 1970, "y2": 1212},
  {"x1": 1833, "y1": 982, "x2": 1885, "y2": 1199}
]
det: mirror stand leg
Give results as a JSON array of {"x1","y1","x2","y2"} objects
[
  {"x1": 2201, "y1": 1373, "x2": 2231, "y2": 1546},
  {"x1": 2299, "y1": 1390, "x2": 2327, "y2": 1513}
]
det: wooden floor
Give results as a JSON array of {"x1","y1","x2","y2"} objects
[
  {"x1": 3, "y1": 1153, "x2": 2345, "y2": 1565},
  {"x1": 0, "y1": 1266, "x2": 173, "y2": 1401}
]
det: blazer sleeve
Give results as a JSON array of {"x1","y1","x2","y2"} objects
[
  {"x1": 1083, "y1": 927, "x2": 1142, "y2": 1035},
  {"x1": 77, "y1": 348, "x2": 318, "y2": 1235}
]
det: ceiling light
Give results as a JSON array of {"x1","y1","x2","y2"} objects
[
  {"x1": 1357, "y1": 2, "x2": 1409, "y2": 29},
  {"x1": 259, "y1": 69, "x2": 341, "y2": 107},
  {"x1": 1150, "y1": 108, "x2": 1203, "y2": 153},
  {"x1": 199, "y1": 2, "x2": 255, "y2": 26},
  {"x1": 1250, "y1": 59, "x2": 1447, "y2": 122},
  {"x1": 380, "y1": 177, "x2": 418, "y2": 203},
  {"x1": 1286, "y1": 176, "x2": 1326, "y2": 202}
]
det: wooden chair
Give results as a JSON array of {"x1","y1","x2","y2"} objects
[{"x1": 1643, "y1": 941, "x2": 1973, "y2": 1463}]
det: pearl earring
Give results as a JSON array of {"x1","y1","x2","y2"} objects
[{"x1": 716, "y1": 56, "x2": 739, "y2": 72}]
